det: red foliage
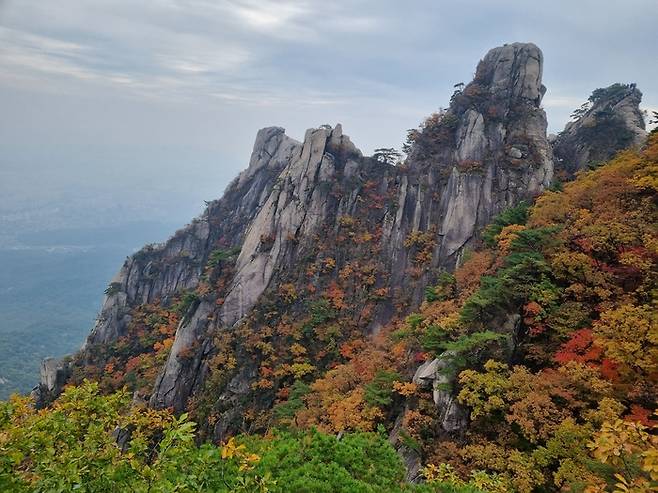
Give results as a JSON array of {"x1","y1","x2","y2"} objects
[
  {"x1": 414, "y1": 352, "x2": 429, "y2": 363},
  {"x1": 554, "y1": 329, "x2": 603, "y2": 365},
  {"x1": 523, "y1": 301, "x2": 546, "y2": 336},
  {"x1": 554, "y1": 329, "x2": 621, "y2": 382},
  {"x1": 125, "y1": 356, "x2": 142, "y2": 373},
  {"x1": 326, "y1": 282, "x2": 347, "y2": 310},
  {"x1": 625, "y1": 404, "x2": 657, "y2": 426},
  {"x1": 600, "y1": 358, "x2": 620, "y2": 381},
  {"x1": 339, "y1": 339, "x2": 367, "y2": 360}
]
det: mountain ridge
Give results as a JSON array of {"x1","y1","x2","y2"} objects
[{"x1": 27, "y1": 42, "x2": 654, "y2": 490}]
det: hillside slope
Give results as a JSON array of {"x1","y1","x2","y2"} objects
[
  {"x1": 313, "y1": 132, "x2": 657, "y2": 490},
  {"x1": 22, "y1": 43, "x2": 657, "y2": 492},
  {"x1": 34, "y1": 42, "x2": 553, "y2": 418}
]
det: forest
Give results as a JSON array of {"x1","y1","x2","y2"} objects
[{"x1": 2, "y1": 133, "x2": 656, "y2": 492}]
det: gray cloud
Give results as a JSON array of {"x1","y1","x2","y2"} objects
[{"x1": 1, "y1": 0, "x2": 656, "y2": 226}]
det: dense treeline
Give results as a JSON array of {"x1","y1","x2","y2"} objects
[{"x1": 0, "y1": 382, "x2": 480, "y2": 492}]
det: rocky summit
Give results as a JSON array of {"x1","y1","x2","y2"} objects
[
  {"x1": 553, "y1": 82, "x2": 647, "y2": 177},
  {"x1": 27, "y1": 42, "x2": 656, "y2": 491},
  {"x1": 37, "y1": 42, "x2": 554, "y2": 408}
]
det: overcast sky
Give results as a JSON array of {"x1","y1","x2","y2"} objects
[{"x1": 1, "y1": 0, "x2": 657, "y2": 226}]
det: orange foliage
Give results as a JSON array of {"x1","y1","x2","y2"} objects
[
  {"x1": 325, "y1": 282, "x2": 347, "y2": 310},
  {"x1": 297, "y1": 347, "x2": 395, "y2": 432}
]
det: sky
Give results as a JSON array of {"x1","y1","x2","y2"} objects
[{"x1": 1, "y1": 0, "x2": 657, "y2": 227}]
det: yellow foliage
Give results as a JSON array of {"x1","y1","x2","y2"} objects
[
  {"x1": 393, "y1": 381, "x2": 418, "y2": 397},
  {"x1": 587, "y1": 417, "x2": 658, "y2": 490},
  {"x1": 593, "y1": 304, "x2": 658, "y2": 377},
  {"x1": 495, "y1": 223, "x2": 526, "y2": 255},
  {"x1": 322, "y1": 257, "x2": 336, "y2": 272}
]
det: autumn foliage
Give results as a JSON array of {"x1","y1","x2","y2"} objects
[
  {"x1": 317, "y1": 135, "x2": 658, "y2": 491},
  {"x1": 19, "y1": 134, "x2": 657, "y2": 492}
]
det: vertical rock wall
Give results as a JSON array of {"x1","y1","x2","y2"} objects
[{"x1": 38, "y1": 42, "x2": 556, "y2": 422}]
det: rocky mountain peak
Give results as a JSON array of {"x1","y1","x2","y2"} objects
[
  {"x1": 476, "y1": 42, "x2": 545, "y2": 104},
  {"x1": 553, "y1": 83, "x2": 647, "y2": 176},
  {"x1": 395, "y1": 42, "x2": 552, "y2": 279},
  {"x1": 35, "y1": 43, "x2": 556, "y2": 423}
]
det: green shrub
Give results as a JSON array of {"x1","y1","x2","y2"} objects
[
  {"x1": 206, "y1": 246, "x2": 241, "y2": 269},
  {"x1": 273, "y1": 380, "x2": 311, "y2": 422},
  {"x1": 425, "y1": 273, "x2": 457, "y2": 302},
  {"x1": 421, "y1": 325, "x2": 448, "y2": 354},
  {"x1": 481, "y1": 202, "x2": 530, "y2": 246},
  {"x1": 104, "y1": 282, "x2": 122, "y2": 296},
  {"x1": 173, "y1": 291, "x2": 199, "y2": 316},
  {"x1": 460, "y1": 251, "x2": 553, "y2": 325},
  {"x1": 303, "y1": 300, "x2": 338, "y2": 337},
  {"x1": 247, "y1": 429, "x2": 406, "y2": 493},
  {"x1": 364, "y1": 370, "x2": 402, "y2": 408}
]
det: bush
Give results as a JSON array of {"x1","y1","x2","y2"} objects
[
  {"x1": 206, "y1": 246, "x2": 241, "y2": 269},
  {"x1": 104, "y1": 282, "x2": 122, "y2": 296},
  {"x1": 425, "y1": 273, "x2": 457, "y2": 302},
  {"x1": 173, "y1": 290, "x2": 199, "y2": 316},
  {"x1": 460, "y1": 251, "x2": 553, "y2": 325},
  {"x1": 247, "y1": 429, "x2": 406, "y2": 493},
  {"x1": 481, "y1": 202, "x2": 529, "y2": 246},
  {"x1": 364, "y1": 370, "x2": 402, "y2": 407},
  {"x1": 0, "y1": 383, "x2": 477, "y2": 492}
]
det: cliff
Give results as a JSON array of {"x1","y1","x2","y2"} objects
[
  {"x1": 24, "y1": 40, "x2": 657, "y2": 491},
  {"x1": 35, "y1": 42, "x2": 554, "y2": 429},
  {"x1": 553, "y1": 83, "x2": 647, "y2": 177}
]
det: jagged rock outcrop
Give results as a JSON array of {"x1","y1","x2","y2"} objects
[
  {"x1": 412, "y1": 352, "x2": 469, "y2": 433},
  {"x1": 553, "y1": 83, "x2": 647, "y2": 177},
  {"x1": 39, "y1": 43, "x2": 554, "y2": 446},
  {"x1": 220, "y1": 125, "x2": 363, "y2": 328},
  {"x1": 31, "y1": 357, "x2": 70, "y2": 408},
  {"x1": 382, "y1": 41, "x2": 552, "y2": 304},
  {"x1": 149, "y1": 124, "x2": 390, "y2": 412},
  {"x1": 86, "y1": 127, "x2": 300, "y2": 348}
]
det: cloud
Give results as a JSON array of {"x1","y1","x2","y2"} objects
[
  {"x1": 229, "y1": 0, "x2": 310, "y2": 34},
  {"x1": 0, "y1": 0, "x2": 656, "y2": 220},
  {"x1": 0, "y1": 27, "x2": 98, "y2": 81},
  {"x1": 542, "y1": 95, "x2": 584, "y2": 109},
  {"x1": 0, "y1": 0, "x2": 397, "y2": 101}
]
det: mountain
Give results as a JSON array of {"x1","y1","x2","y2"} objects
[
  {"x1": 35, "y1": 41, "x2": 553, "y2": 407},
  {"x1": 553, "y1": 83, "x2": 647, "y2": 177},
  {"x1": 21, "y1": 43, "x2": 657, "y2": 492}
]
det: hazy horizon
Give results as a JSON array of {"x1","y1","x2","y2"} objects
[{"x1": 2, "y1": 0, "x2": 657, "y2": 234}]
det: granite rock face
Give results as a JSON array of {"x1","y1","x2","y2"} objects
[
  {"x1": 85, "y1": 127, "x2": 300, "y2": 348},
  {"x1": 381, "y1": 42, "x2": 553, "y2": 304},
  {"x1": 220, "y1": 125, "x2": 362, "y2": 329},
  {"x1": 413, "y1": 352, "x2": 469, "y2": 433},
  {"x1": 149, "y1": 124, "x2": 384, "y2": 411},
  {"x1": 553, "y1": 83, "x2": 647, "y2": 177},
  {"x1": 37, "y1": 44, "x2": 555, "y2": 441},
  {"x1": 31, "y1": 357, "x2": 70, "y2": 408}
]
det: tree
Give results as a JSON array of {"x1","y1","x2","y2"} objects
[
  {"x1": 1, "y1": 382, "x2": 474, "y2": 493},
  {"x1": 373, "y1": 147, "x2": 402, "y2": 165},
  {"x1": 592, "y1": 304, "x2": 658, "y2": 378},
  {"x1": 586, "y1": 418, "x2": 658, "y2": 491},
  {"x1": 0, "y1": 382, "x2": 271, "y2": 492}
]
